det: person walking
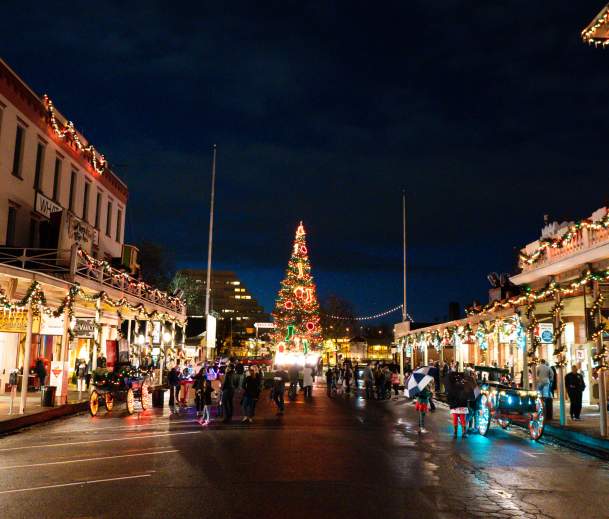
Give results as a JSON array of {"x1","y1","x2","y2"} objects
[
  {"x1": 272, "y1": 367, "x2": 288, "y2": 415},
  {"x1": 76, "y1": 359, "x2": 87, "y2": 394},
  {"x1": 168, "y1": 365, "x2": 180, "y2": 409},
  {"x1": 325, "y1": 366, "x2": 335, "y2": 397},
  {"x1": 363, "y1": 363, "x2": 374, "y2": 399},
  {"x1": 288, "y1": 363, "x2": 300, "y2": 400},
  {"x1": 536, "y1": 359, "x2": 554, "y2": 420},
  {"x1": 565, "y1": 365, "x2": 586, "y2": 420},
  {"x1": 242, "y1": 367, "x2": 261, "y2": 423},
  {"x1": 391, "y1": 369, "x2": 400, "y2": 399},
  {"x1": 193, "y1": 367, "x2": 206, "y2": 417},
  {"x1": 447, "y1": 372, "x2": 469, "y2": 438},
  {"x1": 415, "y1": 383, "x2": 432, "y2": 433},
  {"x1": 343, "y1": 365, "x2": 352, "y2": 396},
  {"x1": 303, "y1": 364, "x2": 314, "y2": 398},
  {"x1": 221, "y1": 364, "x2": 237, "y2": 423},
  {"x1": 35, "y1": 358, "x2": 46, "y2": 390},
  {"x1": 199, "y1": 377, "x2": 214, "y2": 426}
]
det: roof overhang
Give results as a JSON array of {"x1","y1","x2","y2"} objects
[{"x1": 582, "y1": 3, "x2": 609, "y2": 46}]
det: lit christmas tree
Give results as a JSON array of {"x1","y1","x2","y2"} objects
[{"x1": 272, "y1": 222, "x2": 322, "y2": 352}]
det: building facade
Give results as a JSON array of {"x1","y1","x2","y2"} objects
[
  {"x1": 396, "y1": 207, "x2": 609, "y2": 436},
  {"x1": 174, "y1": 269, "x2": 268, "y2": 355},
  {"x1": 0, "y1": 58, "x2": 186, "y2": 410}
]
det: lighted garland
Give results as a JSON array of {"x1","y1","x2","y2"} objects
[
  {"x1": 0, "y1": 281, "x2": 186, "y2": 329},
  {"x1": 43, "y1": 95, "x2": 108, "y2": 175},
  {"x1": 551, "y1": 300, "x2": 567, "y2": 367},
  {"x1": 582, "y1": 5, "x2": 609, "y2": 46},
  {"x1": 77, "y1": 248, "x2": 184, "y2": 312},
  {"x1": 323, "y1": 304, "x2": 413, "y2": 322},
  {"x1": 519, "y1": 212, "x2": 609, "y2": 266},
  {"x1": 525, "y1": 302, "x2": 540, "y2": 365},
  {"x1": 468, "y1": 268, "x2": 609, "y2": 317},
  {"x1": 588, "y1": 293, "x2": 608, "y2": 371}
]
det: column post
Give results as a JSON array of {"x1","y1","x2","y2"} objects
[
  {"x1": 553, "y1": 290, "x2": 567, "y2": 426},
  {"x1": 592, "y1": 281, "x2": 608, "y2": 437},
  {"x1": 57, "y1": 304, "x2": 71, "y2": 405},
  {"x1": 19, "y1": 303, "x2": 34, "y2": 414}
]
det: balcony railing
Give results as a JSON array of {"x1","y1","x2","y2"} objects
[
  {"x1": 0, "y1": 246, "x2": 185, "y2": 315},
  {"x1": 519, "y1": 225, "x2": 609, "y2": 273}
]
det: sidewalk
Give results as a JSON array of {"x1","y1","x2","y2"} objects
[
  {"x1": 433, "y1": 391, "x2": 609, "y2": 457},
  {"x1": 0, "y1": 389, "x2": 89, "y2": 435}
]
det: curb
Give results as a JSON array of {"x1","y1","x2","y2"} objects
[{"x1": 0, "y1": 401, "x2": 89, "y2": 435}]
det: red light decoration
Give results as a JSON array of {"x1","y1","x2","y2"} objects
[
  {"x1": 284, "y1": 300, "x2": 294, "y2": 310},
  {"x1": 305, "y1": 322, "x2": 315, "y2": 332}
]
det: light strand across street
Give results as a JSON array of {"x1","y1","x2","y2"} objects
[{"x1": 323, "y1": 304, "x2": 413, "y2": 322}]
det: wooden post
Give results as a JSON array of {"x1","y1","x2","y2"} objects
[
  {"x1": 592, "y1": 281, "x2": 608, "y2": 437},
  {"x1": 19, "y1": 303, "x2": 34, "y2": 414},
  {"x1": 554, "y1": 291, "x2": 566, "y2": 426},
  {"x1": 57, "y1": 305, "x2": 71, "y2": 405}
]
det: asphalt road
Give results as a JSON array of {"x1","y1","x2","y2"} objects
[{"x1": 1, "y1": 385, "x2": 608, "y2": 519}]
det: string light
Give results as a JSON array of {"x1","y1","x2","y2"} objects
[
  {"x1": 582, "y1": 5, "x2": 609, "y2": 46},
  {"x1": 323, "y1": 304, "x2": 413, "y2": 322},
  {"x1": 43, "y1": 95, "x2": 108, "y2": 175},
  {"x1": 518, "y1": 212, "x2": 609, "y2": 266}
]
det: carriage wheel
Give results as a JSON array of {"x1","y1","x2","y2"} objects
[
  {"x1": 477, "y1": 394, "x2": 492, "y2": 436},
  {"x1": 528, "y1": 397, "x2": 545, "y2": 440},
  {"x1": 140, "y1": 381, "x2": 150, "y2": 410},
  {"x1": 89, "y1": 390, "x2": 100, "y2": 416},
  {"x1": 126, "y1": 388, "x2": 135, "y2": 415},
  {"x1": 105, "y1": 392, "x2": 114, "y2": 411}
]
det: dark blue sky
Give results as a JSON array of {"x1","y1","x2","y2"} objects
[{"x1": 2, "y1": 1, "x2": 609, "y2": 322}]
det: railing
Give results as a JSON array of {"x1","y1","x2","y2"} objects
[
  {"x1": 0, "y1": 246, "x2": 185, "y2": 315},
  {"x1": 519, "y1": 225, "x2": 609, "y2": 272},
  {"x1": 0, "y1": 247, "x2": 70, "y2": 275}
]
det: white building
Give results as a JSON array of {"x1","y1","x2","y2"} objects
[{"x1": 0, "y1": 58, "x2": 186, "y2": 410}]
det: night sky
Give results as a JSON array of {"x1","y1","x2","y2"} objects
[{"x1": 3, "y1": 1, "x2": 609, "y2": 322}]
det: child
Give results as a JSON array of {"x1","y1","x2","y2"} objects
[
  {"x1": 199, "y1": 378, "x2": 214, "y2": 426},
  {"x1": 391, "y1": 370, "x2": 400, "y2": 399},
  {"x1": 416, "y1": 383, "x2": 432, "y2": 433}
]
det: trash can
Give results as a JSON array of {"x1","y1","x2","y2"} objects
[
  {"x1": 152, "y1": 388, "x2": 166, "y2": 408},
  {"x1": 41, "y1": 385, "x2": 56, "y2": 407}
]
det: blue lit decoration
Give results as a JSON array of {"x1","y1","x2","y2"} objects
[
  {"x1": 516, "y1": 322, "x2": 527, "y2": 351},
  {"x1": 476, "y1": 325, "x2": 488, "y2": 351}
]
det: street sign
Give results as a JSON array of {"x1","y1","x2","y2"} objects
[{"x1": 254, "y1": 322, "x2": 275, "y2": 329}]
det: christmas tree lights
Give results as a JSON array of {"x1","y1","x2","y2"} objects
[{"x1": 272, "y1": 222, "x2": 322, "y2": 351}]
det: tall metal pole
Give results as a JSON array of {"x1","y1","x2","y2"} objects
[
  {"x1": 204, "y1": 145, "x2": 217, "y2": 359},
  {"x1": 204, "y1": 145, "x2": 217, "y2": 318},
  {"x1": 399, "y1": 191, "x2": 407, "y2": 384},
  {"x1": 402, "y1": 190, "x2": 407, "y2": 322}
]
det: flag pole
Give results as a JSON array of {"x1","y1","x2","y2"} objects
[
  {"x1": 204, "y1": 145, "x2": 217, "y2": 360},
  {"x1": 399, "y1": 190, "x2": 408, "y2": 385}
]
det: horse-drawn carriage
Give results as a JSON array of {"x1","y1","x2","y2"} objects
[
  {"x1": 89, "y1": 364, "x2": 152, "y2": 416},
  {"x1": 473, "y1": 366, "x2": 545, "y2": 440}
]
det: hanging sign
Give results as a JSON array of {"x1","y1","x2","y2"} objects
[
  {"x1": 536, "y1": 323, "x2": 554, "y2": 344},
  {"x1": 49, "y1": 360, "x2": 63, "y2": 388},
  {"x1": 0, "y1": 311, "x2": 40, "y2": 333},
  {"x1": 40, "y1": 314, "x2": 64, "y2": 336},
  {"x1": 35, "y1": 192, "x2": 62, "y2": 219},
  {"x1": 151, "y1": 321, "x2": 162, "y2": 345},
  {"x1": 254, "y1": 322, "x2": 275, "y2": 329},
  {"x1": 73, "y1": 318, "x2": 95, "y2": 338}
]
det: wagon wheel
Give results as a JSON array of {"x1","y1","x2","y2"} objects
[
  {"x1": 105, "y1": 392, "x2": 114, "y2": 411},
  {"x1": 89, "y1": 390, "x2": 100, "y2": 416},
  {"x1": 477, "y1": 394, "x2": 492, "y2": 436},
  {"x1": 140, "y1": 381, "x2": 150, "y2": 410},
  {"x1": 126, "y1": 388, "x2": 135, "y2": 415},
  {"x1": 528, "y1": 396, "x2": 545, "y2": 441}
]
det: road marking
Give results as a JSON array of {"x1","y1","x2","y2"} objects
[
  {"x1": 0, "y1": 474, "x2": 152, "y2": 495},
  {"x1": 520, "y1": 450, "x2": 537, "y2": 458},
  {"x1": 46, "y1": 418, "x2": 199, "y2": 434},
  {"x1": 0, "y1": 430, "x2": 201, "y2": 452},
  {"x1": 0, "y1": 450, "x2": 178, "y2": 470}
]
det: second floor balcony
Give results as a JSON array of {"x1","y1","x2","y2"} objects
[
  {"x1": 512, "y1": 207, "x2": 609, "y2": 286},
  {"x1": 0, "y1": 245, "x2": 185, "y2": 316}
]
